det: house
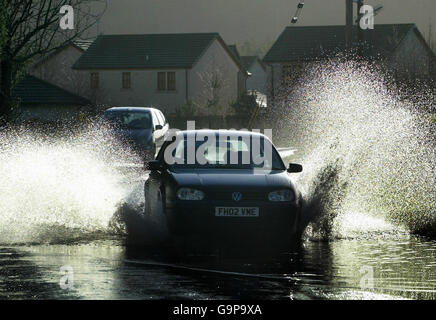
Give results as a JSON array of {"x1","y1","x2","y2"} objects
[
  {"x1": 13, "y1": 75, "x2": 90, "y2": 122},
  {"x1": 228, "y1": 45, "x2": 242, "y2": 63},
  {"x1": 227, "y1": 44, "x2": 268, "y2": 94},
  {"x1": 240, "y1": 56, "x2": 268, "y2": 94},
  {"x1": 263, "y1": 24, "x2": 436, "y2": 98},
  {"x1": 31, "y1": 40, "x2": 94, "y2": 99},
  {"x1": 227, "y1": 45, "x2": 268, "y2": 109},
  {"x1": 73, "y1": 33, "x2": 247, "y2": 115},
  {"x1": 227, "y1": 44, "x2": 250, "y2": 98}
]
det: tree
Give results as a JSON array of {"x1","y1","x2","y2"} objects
[
  {"x1": 197, "y1": 64, "x2": 230, "y2": 129},
  {"x1": 0, "y1": 4, "x2": 7, "y2": 57},
  {"x1": 0, "y1": 0, "x2": 106, "y2": 123},
  {"x1": 199, "y1": 68, "x2": 225, "y2": 114},
  {"x1": 231, "y1": 91, "x2": 258, "y2": 117}
]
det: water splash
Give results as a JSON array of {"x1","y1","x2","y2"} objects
[
  {"x1": 0, "y1": 124, "x2": 139, "y2": 244},
  {"x1": 277, "y1": 60, "x2": 435, "y2": 239},
  {"x1": 0, "y1": 61, "x2": 434, "y2": 245}
]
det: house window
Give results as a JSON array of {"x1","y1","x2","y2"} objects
[
  {"x1": 167, "y1": 72, "x2": 176, "y2": 91},
  {"x1": 157, "y1": 71, "x2": 176, "y2": 91},
  {"x1": 122, "y1": 72, "x2": 131, "y2": 89},
  {"x1": 90, "y1": 72, "x2": 99, "y2": 89},
  {"x1": 158, "y1": 72, "x2": 166, "y2": 91}
]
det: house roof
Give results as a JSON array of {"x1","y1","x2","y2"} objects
[
  {"x1": 32, "y1": 39, "x2": 94, "y2": 69},
  {"x1": 228, "y1": 45, "x2": 241, "y2": 61},
  {"x1": 13, "y1": 75, "x2": 90, "y2": 106},
  {"x1": 73, "y1": 39, "x2": 94, "y2": 51},
  {"x1": 73, "y1": 33, "x2": 238, "y2": 69},
  {"x1": 263, "y1": 24, "x2": 417, "y2": 63},
  {"x1": 240, "y1": 56, "x2": 267, "y2": 71},
  {"x1": 226, "y1": 45, "x2": 252, "y2": 76}
]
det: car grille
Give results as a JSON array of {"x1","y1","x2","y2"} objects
[{"x1": 206, "y1": 191, "x2": 268, "y2": 201}]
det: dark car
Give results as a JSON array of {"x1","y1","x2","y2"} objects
[
  {"x1": 144, "y1": 130, "x2": 304, "y2": 253},
  {"x1": 102, "y1": 107, "x2": 169, "y2": 159}
]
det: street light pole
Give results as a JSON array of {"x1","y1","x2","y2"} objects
[
  {"x1": 345, "y1": 0, "x2": 354, "y2": 48},
  {"x1": 357, "y1": 0, "x2": 364, "y2": 46}
]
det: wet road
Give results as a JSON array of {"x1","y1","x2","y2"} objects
[
  {"x1": 1, "y1": 234, "x2": 435, "y2": 300},
  {"x1": 0, "y1": 167, "x2": 434, "y2": 300}
]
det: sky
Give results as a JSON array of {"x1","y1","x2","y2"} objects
[{"x1": 93, "y1": 0, "x2": 436, "y2": 55}]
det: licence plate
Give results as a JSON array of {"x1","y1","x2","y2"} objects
[{"x1": 215, "y1": 207, "x2": 259, "y2": 217}]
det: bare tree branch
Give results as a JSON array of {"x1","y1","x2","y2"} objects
[{"x1": 0, "y1": 0, "x2": 107, "y2": 121}]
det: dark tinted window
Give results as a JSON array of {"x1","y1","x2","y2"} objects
[
  {"x1": 161, "y1": 134, "x2": 285, "y2": 170},
  {"x1": 122, "y1": 72, "x2": 131, "y2": 89},
  {"x1": 90, "y1": 73, "x2": 99, "y2": 89},
  {"x1": 167, "y1": 72, "x2": 176, "y2": 91},
  {"x1": 103, "y1": 111, "x2": 152, "y2": 129},
  {"x1": 157, "y1": 72, "x2": 166, "y2": 91}
]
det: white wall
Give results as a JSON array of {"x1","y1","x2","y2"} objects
[
  {"x1": 80, "y1": 68, "x2": 187, "y2": 114},
  {"x1": 246, "y1": 60, "x2": 267, "y2": 94},
  {"x1": 75, "y1": 38, "x2": 241, "y2": 115},
  {"x1": 189, "y1": 39, "x2": 240, "y2": 115}
]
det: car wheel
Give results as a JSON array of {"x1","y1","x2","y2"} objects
[{"x1": 290, "y1": 211, "x2": 303, "y2": 251}]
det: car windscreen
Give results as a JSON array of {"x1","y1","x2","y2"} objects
[
  {"x1": 160, "y1": 134, "x2": 286, "y2": 170},
  {"x1": 103, "y1": 111, "x2": 152, "y2": 129}
]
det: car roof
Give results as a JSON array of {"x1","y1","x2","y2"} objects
[{"x1": 104, "y1": 106, "x2": 159, "y2": 113}]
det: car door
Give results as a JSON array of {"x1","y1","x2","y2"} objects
[
  {"x1": 144, "y1": 167, "x2": 162, "y2": 216},
  {"x1": 158, "y1": 110, "x2": 169, "y2": 136},
  {"x1": 144, "y1": 141, "x2": 173, "y2": 217},
  {"x1": 151, "y1": 110, "x2": 165, "y2": 148}
]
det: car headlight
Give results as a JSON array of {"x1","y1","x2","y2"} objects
[
  {"x1": 268, "y1": 189, "x2": 295, "y2": 202},
  {"x1": 177, "y1": 188, "x2": 205, "y2": 201}
]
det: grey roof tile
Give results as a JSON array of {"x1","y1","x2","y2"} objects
[
  {"x1": 73, "y1": 33, "x2": 220, "y2": 69},
  {"x1": 263, "y1": 24, "x2": 415, "y2": 62},
  {"x1": 13, "y1": 75, "x2": 90, "y2": 106}
]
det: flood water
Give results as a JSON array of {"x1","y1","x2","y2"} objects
[
  {"x1": 0, "y1": 61, "x2": 434, "y2": 300},
  {"x1": 1, "y1": 233, "x2": 435, "y2": 300},
  {"x1": 0, "y1": 173, "x2": 434, "y2": 300}
]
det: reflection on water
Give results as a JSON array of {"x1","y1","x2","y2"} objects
[
  {"x1": 1, "y1": 234, "x2": 434, "y2": 300},
  {"x1": 304, "y1": 235, "x2": 436, "y2": 300}
]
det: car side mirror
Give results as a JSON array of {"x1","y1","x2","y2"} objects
[
  {"x1": 155, "y1": 124, "x2": 163, "y2": 130},
  {"x1": 145, "y1": 160, "x2": 162, "y2": 171},
  {"x1": 287, "y1": 163, "x2": 303, "y2": 173}
]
